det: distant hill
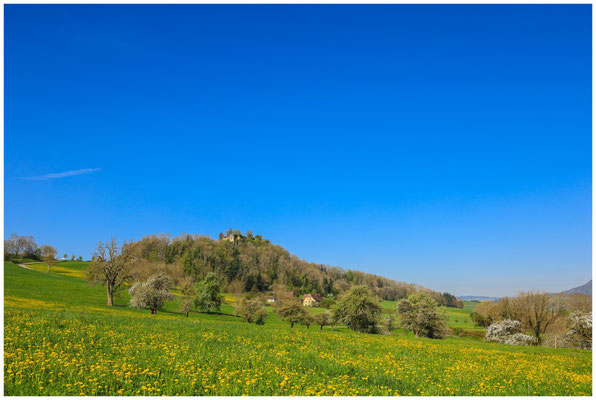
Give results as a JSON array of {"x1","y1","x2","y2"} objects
[
  {"x1": 126, "y1": 230, "x2": 463, "y2": 307},
  {"x1": 561, "y1": 280, "x2": 592, "y2": 297},
  {"x1": 457, "y1": 295, "x2": 500, "y2": 302}
]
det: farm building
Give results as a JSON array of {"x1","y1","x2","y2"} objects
[{"x1": 302, "y1": 293, "x2": 322, "y2": 307}]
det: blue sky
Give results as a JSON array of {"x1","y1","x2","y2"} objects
[{"x1": 5, "y1": 5, "x2": 591, "y2": 296}]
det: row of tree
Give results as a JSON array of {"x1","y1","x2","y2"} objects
[{"x1": 272, "y1": 286, "x2": 448, "y2": 338}]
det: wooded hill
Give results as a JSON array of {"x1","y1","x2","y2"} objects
[{"x1": 126, "y1": 229, "x2": 462, "y2": 307}]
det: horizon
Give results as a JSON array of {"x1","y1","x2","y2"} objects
[{"x1": 5, "y1": 4, "x2": 592, "y2": 297}]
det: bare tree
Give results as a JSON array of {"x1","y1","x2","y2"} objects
[
  {"x1": 18, "y1": 235, "x2": 37, "y2": 259},
  {"x1": 514, "y1": 291, "x2": 566, "y2": 344},
  {"x1": 12, "y1": 234, "x2": 25, "y2": 259},
  {"x1": 88, "y1": 237, "x2": 133, "y2": 306},
  {"x1": 4, "y1": 236, "x2": 16, "y2": 259},
  {"x1": 40, "y1": 245, "x2": 57, "y2": 272}
]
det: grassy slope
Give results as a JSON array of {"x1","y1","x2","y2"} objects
[{"x1": 4, "y1": 261, "x2": 592, "y2": 396}]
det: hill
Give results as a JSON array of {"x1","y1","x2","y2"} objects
[
  {"x1": 458, "y1": 295, "x2": 501, "y2": 302},
  {"x1": 126, "y1": 231, "x2": 463, "y2": 307},
  {"x1": 4, "y1": 260, "x2": 592, "y2": 396},
  {"x1": 561, "y1": 280, "x2": 592, "y2": 297}
]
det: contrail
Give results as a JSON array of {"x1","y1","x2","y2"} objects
[{"x1": 23, "y1": 168, "x2": 101, "y2": 181}]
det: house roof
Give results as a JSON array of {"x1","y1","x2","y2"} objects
[{"x1": 303, "y1": 294, "x2": 322, "y2": 302}]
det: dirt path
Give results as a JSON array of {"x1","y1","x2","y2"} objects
[
  {"x1": 15, "y1": 262, "x2": 58, "y2": 276},
  {"x1": 16, "y1": 262, "x2": 36, "y2": 270}
]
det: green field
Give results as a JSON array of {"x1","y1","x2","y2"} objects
[{"x1": 4, "y1": 261, "x2": 592, "y2": 396}]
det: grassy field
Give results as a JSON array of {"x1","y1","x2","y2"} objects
[{"x1": 4, "y1": 261, "x2": 592, "y2": 396}]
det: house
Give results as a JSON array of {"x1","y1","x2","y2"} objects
[
  {"x1": 303, "y1": 293, "x2": 322, "y2": 307},
  {"x1": 266, "y1": 295, "x2": 277, "y2": 304},
  {"x1": 221, "y1": 233, "x2": 242, "y2": 243}
]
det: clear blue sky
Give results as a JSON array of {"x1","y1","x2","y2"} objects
[{"x1": 5, "y1": 5, "x2": 591, "y2": 297}]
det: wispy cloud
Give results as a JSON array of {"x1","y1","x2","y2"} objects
[{"x1": 23, "y1": 168, "x2": 101, "y2": 181}]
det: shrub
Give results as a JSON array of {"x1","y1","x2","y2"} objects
[
  {"x1": 485, "y1": 319, "x2": 535, "y2": 346},
  {"x1": 470, "y1": 311, "x2": 488, "y2": 328}
]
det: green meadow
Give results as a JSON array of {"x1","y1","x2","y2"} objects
[{"x1": 4, "y1": 261, "x2": 592, "y2": 396}]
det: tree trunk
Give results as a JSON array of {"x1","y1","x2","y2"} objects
[
  {"x1": 152, "y1": 308, "x2": 157, "y2": 314},
  {"x1": 186, "y1": 311, "x2": 189, "y2": 317},
  {"x1": 106, "y1": 283, "x2": 113, "y2": 306},
  {"x1": 291, "y1": 322, "x2": 294, "y2": 328},
  {"x1": 320, "y1": 325, "x2": 323, "y2": 330}
]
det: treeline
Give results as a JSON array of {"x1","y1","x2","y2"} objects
[
  {"x1": 4, "y1": 234, "x2": 41, "y2": 260},
  {"x1": 123, "y1": 230, "x2": 461, "y2": 306}
]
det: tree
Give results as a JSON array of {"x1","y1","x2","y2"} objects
[
  {"x1": 8, "y1": 234, "x2": 37, "y2": 260},
  {"x1": 194, "y1": 272, "x2": 223, "y2": 313},
  {"x1": 235, "y1": 299, "x2": 267, "y2": 324},
  {"x1": 396, "y1": 292, "x2": 447, "y2": 338},
  {"x1": 78, "y1": 256, "x2": 83, "y2": 261},
  {"x1": 302, "y1": 313, "x2": 314, "y2": 329},
  {"x1": 63, "y1": 253, "x2": 67, "y2": 260},
  {"x1": 129, "y1": 272, "x2": 175, "y2": 314},
  {"x1": 40, "y1": 245, "x2": 57, "y2": 273},
  {"x1": 179, "y1": 276, "x2": 195, "y2": 317},
  {"x1": 565, "y1": 311, "x2": 592, "y2": 349},
  {"x1": 277, "y1": 301, "x2": 307, "y2": 328},
  {"x1": 71, "y1": 255, "x2": 75, "y2": 261},
  {"x1": 331, "y1": 285, "x2": 382, "y2": 333},
  {"x1": 514, "y1": 292, "x2": 565, "y2": 344},
  {"x1": 314, "y1": 312, "x2": 330, "y2": 330},
  {"x1": 88, "y1": 237, "x2": 133, "y2": 306},
  {"x1": 4, "y1": 234, "x2": 17, "y2": 257},
  {"x1": 485, "y1": 319, "x2": 535, "y2": 346}
]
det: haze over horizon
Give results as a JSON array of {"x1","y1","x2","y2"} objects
[{"x1": 5, "y1": 5, "x2": 591, "y2": 297}]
